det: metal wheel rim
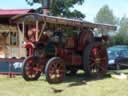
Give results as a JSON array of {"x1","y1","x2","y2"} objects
[
  {"x1": 47, "y1": 60, "x2": 65, "y2": 82},
  {"x1": 89, "y1": 44, "x2": 107, "y2": 76},
  {"x1": 24, "y1": 57, "x2": 41, "y2": 78}
]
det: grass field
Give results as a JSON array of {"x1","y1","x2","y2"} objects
[{"x1": 0, "y1": 70, "x2": 128, "y2": 96}]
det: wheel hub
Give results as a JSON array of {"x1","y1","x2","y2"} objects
[
  {"x1": 45, "y1": 57, "x2": 65, "y2": 83},
  {"x1": 22, "y1": 56, "x2": 42, "y2": 81},
  {"x1": 95, "y1": 58, "x2": 101, "y2": 64}
]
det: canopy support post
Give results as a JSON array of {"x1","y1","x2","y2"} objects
[
  {"x1": 18, "y1": 22, "x2": 25, "y2": 58},
  {"x1": 36, "y1": 20, "x2": 39, "y2": 42},
  {"x1": 38, "y1": 22, "x2": 46, "y2": 41},
  {"x1": 22, "y1": 22, "x2": 25, "y2": 43}
]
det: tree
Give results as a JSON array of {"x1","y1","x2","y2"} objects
[
  {"x1": 109, "y1": 16, "x2": 128, "y2": 45},
  {"x1": 26, "y1": 0, "x2": 85, "y2": 19},
  {"x1": 115, "y1": 16, "x2": 128, "y2": 44},
  {"x1": 94, "y1": 5, "x2": 117, "y2": 36},
  {"x1": 95, "y1": 5, "x2": 116, "y2": 24},
  {"x1": 118, "y1": 16, "x2": 128, "y2": 36}
]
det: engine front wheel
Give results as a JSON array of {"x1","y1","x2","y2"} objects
[{"x1": 22, "y1": 56, "x2": 43, "y2": 81}]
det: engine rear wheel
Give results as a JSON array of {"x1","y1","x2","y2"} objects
[
  {"x1": 83, "y1": 42, "x2": 108, "y2": 78},
  {"x1": 22, "y1": 56, "x2": 42, "y2": 81}
]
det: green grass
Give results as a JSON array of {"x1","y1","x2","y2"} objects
[{"x1": 0, "y1": 70, "x2": 128, "y2": 96}]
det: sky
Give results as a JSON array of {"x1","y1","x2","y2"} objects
[{"x1": 0, "y1": 0, "x2": 128, "y2": 21}]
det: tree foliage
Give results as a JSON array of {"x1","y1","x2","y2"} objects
[
  {"x1": 109, "y1": 16, "x2": 128, "y2": 46},
  {"x1": 26, "y1": 0, "x2": 85, "y2": 19},
  {"x1": 118, "y1": 16, "x2": 128, "y2": 36},
  {"x1": 95, "y1": 5, "x2": 116, "y2": 24},
  {"x1": 94, "y1": 5, "x2": 117, "y2": 36}
]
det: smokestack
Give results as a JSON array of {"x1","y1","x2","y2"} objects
[
  {"x1": 41, "y1": 0, "x2": 51, "y2": 15},
  {"x1": 43, "y1": 9, "x2": 50, "y2": 15}
]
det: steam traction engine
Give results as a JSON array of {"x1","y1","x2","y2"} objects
[{"x1": 11, "y1": 13, "x2": 116, "y2": 83}]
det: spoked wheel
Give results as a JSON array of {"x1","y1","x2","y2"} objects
[
  {"x1": 83, "y1": 42, "x2": 108, "y2": 78},
  {"x1": 45, "y1": 57, "x2": 65, "y2": 84},
  {"x1": 22, "y1": 56, "x2": 43, "y2": 81}
]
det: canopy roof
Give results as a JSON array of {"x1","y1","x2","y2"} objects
[{"x1": 11, "y1": 13, "x2": 117, "y2": 31}]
